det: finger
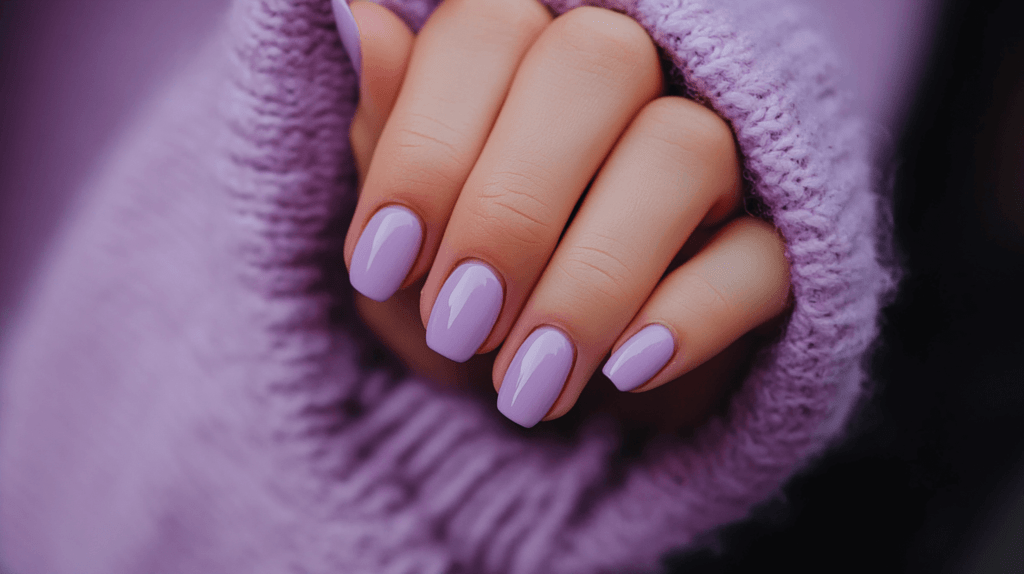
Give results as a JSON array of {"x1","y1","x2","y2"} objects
[
  {"x1": 603, "y1": 217, "x2": 791, "y2": 394},
  {"x1": 491, "y1": 96, "x2": 743, "y2": 427},
  {"x1": 346, "y1": 1, "x2": 416, "y2": 182},
  {"x1": 421, "y1": 7, "x2": 664, "y2": 363},
  {"x1": 345, "y1": 0, "x2": 552, "y2": 302}
]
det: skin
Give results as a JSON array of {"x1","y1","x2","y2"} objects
[{"x1": 345, "y1": 0, "x2": 792, "y2": 431}]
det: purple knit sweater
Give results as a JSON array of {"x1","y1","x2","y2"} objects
[{"x1": 0, "y1": 0, "x2": 893, "y2": 572}]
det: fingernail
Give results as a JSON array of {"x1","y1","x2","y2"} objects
[
  {"x1": 349, "y1": 205, "x2": 422, "y2": 302},
  {"x1": 426, "y1": 262, "x2": 503, "y2": 363},
  {"x1": 332, "y1": 0, "x2": 362, "y2": 83},
  {"x1": 497, "y1": 327, "x2": 574, "y2": 428},
  {"x1": 602, "y1": 324, "x2": 675, "y2": 392}
]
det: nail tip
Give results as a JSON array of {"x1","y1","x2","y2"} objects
[
  {"x1": 497, "y1": 399, "x2": 539, "y2": 428},
  {"x1": 425, "y1": 336, "x2": 472, "y2": 364},
  {"x1": 331, "y1": 0, "x2": 362, "y2": 82},
  {"x1": 610, "y1": 375, "x2": 642, "y2": 393},
  {"x1": 604, "y1": 360, "x2": 640, "y2": 392},
  {"x1": 348, "y1": 269, "x2": 387, "y2": 302},
  {"x1": 601, "y1": 360, "x2": 614, "y2": 381},
  {"x1": 605, "y1": 324, "x2": 676, "y2": 393},
  {"x1": 350, "y1": 281, "x2": 392, "y2": 303}
]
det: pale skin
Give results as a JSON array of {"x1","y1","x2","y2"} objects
[{"x1": 344, "y1": 0, "x2": 792, "y2": 430}]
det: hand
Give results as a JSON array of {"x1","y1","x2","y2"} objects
[{"x1": 342, "y1": 0, "x2": 791, "y2": 430}]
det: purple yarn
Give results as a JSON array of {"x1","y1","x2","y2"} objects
[{"x1": 0, "y1": 0, "x2": 894, "y2": 573}]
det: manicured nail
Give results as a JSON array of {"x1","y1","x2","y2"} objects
[
  {"x1": 602, "y1": 324, "x2": 675, "y2": 392},
  {"x1": 332, "y1": 0, "x2": 361, "y2": 83},
  {"x1": 497, "y1": 327, "x2": 574, "y2": 428},
  {"x1": 349, "y1": 205, "x2": 422, "y2": 302},
  {"x1": 426, "y1": 262, "x2": 503, "y2": 363}
]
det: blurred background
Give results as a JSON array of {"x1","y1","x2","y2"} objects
[{"x1": 1, "y1": 0, "x2": 1022, "y2": 572}]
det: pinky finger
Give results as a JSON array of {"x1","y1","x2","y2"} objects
[{"x1": 602, "y1": 216, "x2": 791, "y2": 393}]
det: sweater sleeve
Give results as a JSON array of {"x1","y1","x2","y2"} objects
[{"x1": 0, "y1": 0, "x2": 893, "y2": 573}]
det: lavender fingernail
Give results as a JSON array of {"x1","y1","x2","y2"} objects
[
  {"x1": 602, "y1": 324, "x2": 675, "y2": 392},
  {"x1": 497, "y1": 327, "x2": 574, "y2": 428},
  {"x1": 350, "y1": 205, "x2": 422, "y2": 302},
  {"x1": 426, "y1": 262, "x2": 503, "y2": 363},
  {"x1": 332, "y1": 0, "x2": 362, "y2": 83}
]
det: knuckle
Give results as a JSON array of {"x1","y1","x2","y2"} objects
[
  {"x1": 730, "y1": 218, "x2": 792, "y2": 289},
  {"x1": 677, "y1": 270, "x2": 738, "y2": 323},
  {"x1": 552, "y1": 7, "x2": 660, "y2": 85},
  {"x1": 674, "y1": 219, "x2": 792, "y2": 324},
  {"x1": 733, "y1": 216, "x2": 783, "y2": 245},
  {"x1": 393, "y1": 112, "x2": 467, "y2": 158},
  {"x1": 637, "y1": 97, "x2": 738, "y2": 164},
  {"x1": 556, "y1": 240, "x2": 635, "y2": 305},
  {"x1": 468, "y1": 0, "x2": 552, "y2": 38},
  {"x1": 467, "y1": 186, "x2": 553, "y2": 248},
  {"x1": 386, "y1": 150, "x2": 461, "y2": 191},
  {"x1": 438, "y1": 0, "x2": 551, "y2": 47},
  {"x1": 384, "y1": 118, "x2": 471, "y2": 190}
]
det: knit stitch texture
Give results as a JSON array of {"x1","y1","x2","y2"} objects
[{"x1": 0, "y1": 0, "x2": 893, "y2": 572}]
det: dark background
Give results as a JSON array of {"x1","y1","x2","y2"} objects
[{"x1": 671, "y1": 0, "x2": 1024, "y2": 572}]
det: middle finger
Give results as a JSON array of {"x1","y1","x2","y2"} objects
[{"x1": 422, "y1": 6, "x2": 663, "y2": 362}]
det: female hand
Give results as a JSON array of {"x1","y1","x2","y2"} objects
[{"x1": 342, "y1": 0, "x2": 792, "y2": 429}]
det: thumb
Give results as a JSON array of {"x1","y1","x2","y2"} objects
[{"x1": 335, "y1": 0, "x2": 415, "y2": 185}]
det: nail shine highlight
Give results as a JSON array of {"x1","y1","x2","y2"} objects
[
  {"x1": 497, "y1": 327, "x2": 574, "y2": 428},
  {"x1": 349, "y1": 205, "x2": 422, "y2": 302},
  {"x1": 603, "y1": 324, "x2": 675, "y2": 392},
  {"x1": 426, "y1": 262, "x2": 503, "y2": 363}
]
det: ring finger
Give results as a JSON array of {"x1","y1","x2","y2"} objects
[{"x1": 493, "y1": 96, "x2": 745, "y2": 427}]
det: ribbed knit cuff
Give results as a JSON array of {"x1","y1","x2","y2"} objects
[{"x1": 0, "y1": 0, "x2": 896, "y2": 572}]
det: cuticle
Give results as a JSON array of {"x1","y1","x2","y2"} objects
[
  {"x1": 497, "y1": 323, "x2": 578, "y2": 401},
  {"x1": 530, "y1": 323, "x2": 579, "y2": 380},
  {"x1": 628, "y1": 322, "x2": 681, "y2": 393},
  {"x1": 444, "y1": 256, "x2": 508, "y2": 324},
  {"x1": 649, "y1": 321, "x2": 680, "y2": 359}
]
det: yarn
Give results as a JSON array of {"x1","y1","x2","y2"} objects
[{"x1": 0, "y1": 0, "x2": 894, "y2": 572}]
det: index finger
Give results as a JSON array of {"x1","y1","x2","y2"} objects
[
  {"x1": 344, "y1": 0, "x2": 552, "y2": 302},
  {"x1": 346, "y1": 1, "x2": 416, "y2": 182}
]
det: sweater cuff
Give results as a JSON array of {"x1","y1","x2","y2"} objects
[
  {"x1": 0, "y1": 0, "x2": 895, "y2": 572},
  {"x1": 338, "y1": 0, "x2": 894, "y2": 570}
]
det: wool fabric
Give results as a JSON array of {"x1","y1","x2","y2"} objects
[{"x1": 0, "y1": 0, "x2": 894, "y2": 572}]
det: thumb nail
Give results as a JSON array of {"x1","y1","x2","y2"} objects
[{"x1": 332, "y1": 0, "x2": 362, "y2": 83}]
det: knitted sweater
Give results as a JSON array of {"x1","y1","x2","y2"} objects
[{"x1": 0, "y1": 0, "x2": 893, "y2": 572}]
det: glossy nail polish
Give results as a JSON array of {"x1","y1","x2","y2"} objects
[
  {"x1": 349, "y1": 205, "x2": 422, "y2": 302},
  {"x1": 602, "y1": 324, "x2": 675, "y2": 392},
  {"x1": 426, "y1": 262, "x2": 503, "y2": 362},
  {"x1": 331, "y1": 0, "x2": 362, "y2": 82},
  {"x1": 497, "y1": 327, "x2": 574, "y2": 428}
]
